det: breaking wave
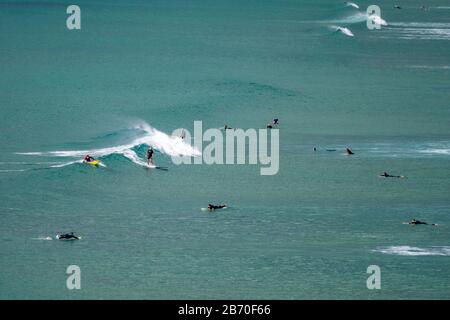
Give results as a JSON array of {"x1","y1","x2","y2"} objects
[{"x1": 15, "y1": 121, "x2": 201, "y2": 169}]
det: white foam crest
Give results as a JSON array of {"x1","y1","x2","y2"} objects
[
  {"x1": 122, "y1": 149, "x2": 148, "y2": 167},
  {"x1": 418, "y1": 148, "x2": 450, "y2": 155},
  {"x1": 345, "y1": 2, "x2": 359, "y2": 9},
  {"x1": 374, "y1": 246, "x2": 450, "y2": 256},
  {"x1": 368, "y1": 14, "x2": 387, "y2": 26},
  {"x1": 133, "y1": 122, "x2": 201, "y2": 157},
  {"x1": 331, "y1": 25, "x2": 354, "y2": 37}
]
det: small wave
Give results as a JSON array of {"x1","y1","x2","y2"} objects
[
  {"x1": 364, "y1": 141, "x2": 450, "y2": 158},
  {"x1": 344, "y1": 2, "x2": 359, "y2": 9},
  {"x1": 0, "y1": 169, "x2": 27, "y2": 172},
  {"x1": 384, "y1": 22, "x2": 450, "y2": 40},
  {"x1": 408, "y1": 65, "x2": 450, "y2": 70},
  {"x1": 331, "y1": 25, "x2": 354, "y2": 37},
  {"x1": 390, "y1": 22, "x2": 450, "y2": 28},
  {"x1": 374, "y1": 246, "x2": 450, "y2": 256},
  {"x1": 418, "y1": 148, "x2": 450, "y2": 155}
]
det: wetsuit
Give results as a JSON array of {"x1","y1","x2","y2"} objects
[
  {"x1": 147, "y1": 149, "x2": 154, "y2": 161},
  {"x1": 381, "y1": 172, "x2": 401, "y2": 178},
  {"x1": 209, "y1": 205, "x2": 226, "y2": 210},
  {"x1": 409, "y1": 220, "x2": 427, "y2": 225},
  {"x1": 58, "y1": 233, "x2": 79, "y2": 240}
]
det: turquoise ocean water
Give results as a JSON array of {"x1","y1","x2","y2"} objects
[{"x1": 1, "y1": 0, "x2": 450, "y2": 299}]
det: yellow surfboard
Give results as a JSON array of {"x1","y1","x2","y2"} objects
[{"x1": 84, "y1": 160, "x2": 100, "y2": 166}]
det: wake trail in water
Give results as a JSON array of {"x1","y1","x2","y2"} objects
[
  {"x1": 33, "y1": 236, "x2": 53, "y2": 241},
  {"x1": 328, "y1": 11, "x2": 386, "y2": 25},
  {"x1": 323, "y1": 11, "x2": 386, "y2": 37},
  {"x1": 374, "y1": 246, "x2": 450, "y2": 256},
  {"x1": 15, "y1": 121, "x2": 201, "y2": 170},
  {"x1": 122, "y1": 149, "x2": 149, "y2": 167}
]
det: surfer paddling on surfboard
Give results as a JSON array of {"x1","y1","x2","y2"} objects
[
  {"x1": 83, "y1": 154, "x2": 100, "y2": 166},
  {"x1": 56, "y1": 232, "x2": 80, "y2": 240},
  {"x1": 84, "y1": 155, "x2": 95, "y2": 162},
  {"x1": 208, "y1": 204, "x2": 227, "y2": 210},
  {"x1": 380, "y1": 172, "x2": 405, "y2": 178},
  {"x1": 408, "y1": 219, "x2": 436, "y2": 226}
]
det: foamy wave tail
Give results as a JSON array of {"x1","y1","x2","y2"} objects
[
  {"x1": 122, "y1": 149, "x2": 148, "y2": 167},
  {"x1": 333, "y1": 12, "x2": 366, "y2": 24},
  {"x1": 374, "y1": 246, "x2": 450, "y2": 256},
  {"x1": 368, "y1": 14, "x2": 387, "y2": 26},
  {"x1": 332, "y1": 25, "x2": 354, "y2": 37},
  {"x1": 332, "y1": 12, "x2": 388, "y2": 26},
  {"x1": 345, "y1": 2, "x2": 359, "y2": 9},
  {"x1": 50, "y1": 160, "x2": 83, "y2": 168}
]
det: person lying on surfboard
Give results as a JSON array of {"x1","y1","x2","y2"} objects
[
  {"x1": 380, "y1": 172, "x2": 404, "y2": 178},
  {"x1": 56, "y1": 232, "x2": 80, "y2": 240},
  {"x1": 84, "y1": 155, "x2": 95, "y2": 162},
  {"x1": 208, "y1": 204, "x2": 227, "y2": 210},
  {"x1": 408, "y1": 219, "x2": 435, "y2": 226},
  {"x1": 146, "y1": 147, "x2": 154, "y2": 165}
]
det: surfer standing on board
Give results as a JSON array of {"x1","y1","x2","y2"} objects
[{"x1": 147, "y1": 147, "x2": 154, "y2": 165}]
